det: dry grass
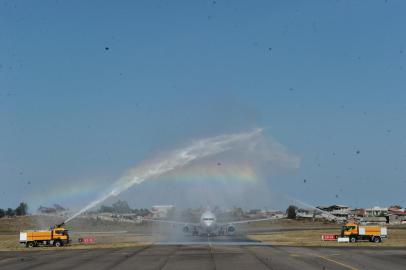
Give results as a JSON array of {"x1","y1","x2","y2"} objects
[
  {"x1": 0, "y1": 233, "x2": 154, "y2": 251},
  {"x1": 248, "y1": 226, "x2": 406, "y2": 247},
  {"x1": 0, "y1": 216, "x2": 155, "y2": 251},
  {"x1": 0, "y1": 217, "x2": 34, "y2": 234},
  {"x1": 2, "y1": 216, "x2": 405, "y2": 250},
  {"x1": 0, "y1": 235, "x2": 19, "y2": 251}
]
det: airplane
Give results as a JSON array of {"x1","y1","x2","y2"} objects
[{"x1": 142, "y1": 208, "x2": 278, "y2": 237}]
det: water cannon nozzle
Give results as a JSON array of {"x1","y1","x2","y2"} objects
[
  {"x1": 57, "y1": 222, "x2": 65, "y2": 228},
  {"x1": 51, "y1": 222, "x2": 65, "y2": 229}
]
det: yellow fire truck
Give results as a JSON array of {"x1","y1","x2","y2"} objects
[
  {"x1": 341, "y1": 222, "x2": 387, "y2": 243},
  {"x1": 19, "y1": 223, "x2": 70, "y2": 248}
]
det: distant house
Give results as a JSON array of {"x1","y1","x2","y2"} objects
[
  {"x1": 151, "y1": 205, "x2": 174, "y2": 219},
  {"x1": 266, "y1": 210, "x2": 285, "y2": 219},
  {"x1": 37, "y1": 206, "x2": 57, "y2": 214},
  {"x1": 294, "y1": 208, "x2": 313, "y2": 219},
  {"x1": 365, "y1": 207, "x2": 388, "y2": 217},
  {"x1": 246, "y1": 209, "x2": 266, "y2": 219},
  {"x1": 353, "y1": 208, "x2": 366, "y2": 217},
  {"x1": 360, "y1": 216, "x2": 387, "y2": 225},
  {"x1": 37, "y1": 204, "x2": 67, "y2": 215},
  {"x1": 388, "y1": 214, "x2": 403, "y2": 225},
  {"x1": 387, "y1": 206, "x2": 406, "y2": 224},
  {"x1": 317, "y1": 205, "x2": 352, "y2": 219},
  {"x1": 388, "y1": 206, "x2": 406, "y2": 216}
]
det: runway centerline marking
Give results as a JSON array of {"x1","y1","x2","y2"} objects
[
  {"x1": 288, "y1": 252, "x2": 359, "y2": 270},
  {"x1": 289, "y1": 253, "x2": 300, "y2": 257},
  {"x1": 312, "y1": 254, "x2": 359, "y2": 270}
]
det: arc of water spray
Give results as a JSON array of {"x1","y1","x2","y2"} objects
[{"x1": 64, "y1": 128, "x2": 263, "y2": 223}]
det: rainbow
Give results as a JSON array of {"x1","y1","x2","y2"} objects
[
  {"x1": 154, "y1": 162, "x2": 259, "y2": 184},
  {"x1": 30, "y1": 162, "x2": 260, "y2": 209},
  {"x1": 29, "y1": 179, "x2": 107, "y2": 210}
]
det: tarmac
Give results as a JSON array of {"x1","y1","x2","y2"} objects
[{"x1": 1, "y1": 236, "x2": 405, "y2": 270}]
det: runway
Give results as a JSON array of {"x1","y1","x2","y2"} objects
[{"x1": 1, "y1": 244, "x2": 405, "y2": 270}]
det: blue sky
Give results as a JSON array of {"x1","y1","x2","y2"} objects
[{"x1": 1, "y1": 1, "x2": 405, "y2": 211}]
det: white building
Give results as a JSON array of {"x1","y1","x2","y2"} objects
[
  {"x1": 151, "y1": 205, "x2": 175, "y2": 219},
  {"x1": 365, "y1": 207, "x2": 388, "y2": 217}
]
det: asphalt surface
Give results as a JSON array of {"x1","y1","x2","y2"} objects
[
  {"x1": 156, "y1": 233, "x2": 262, "y2": 245},
  {"x1": 1, "y1": 242, "x2": 405, "y2": 270}
]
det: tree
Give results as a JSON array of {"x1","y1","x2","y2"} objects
[
  {"x1": 112, "y1": 200, "x2": 131, "y2": 213},
  {"x1": 15, "y1": 202, "x2": 28, "y2": 216},
  {"x1": 0, "y1": 209, "x2": 5, "y2": 218},
  {"x1": 6, "y1": 208, "x2": 15, "y2": 217},
  {"x1": 286, "y1": 205, "x2": 298, "y2": 219},
  {"x1": 99, "y1": 205, "x2": 114, "y2": 213}
]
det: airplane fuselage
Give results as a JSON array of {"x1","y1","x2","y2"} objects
[
  {"x1": 200, "y1": 210, "x2": 217, "y2": 234},
  {"x1": 145, "y1": 208, "x2": 276, "y2": 237}
]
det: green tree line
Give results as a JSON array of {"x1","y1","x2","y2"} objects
[
  {"x1": 99, "y1": 200, "x2": 151, "y2": 216},
  {"x1": 0, "y1": 202, "x2": 28, "y2": 218}
]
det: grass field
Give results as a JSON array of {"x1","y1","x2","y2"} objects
[
  {"x1": 0, "y1": 232, "x2": 154, "y2": 251},
  {"x1": 247, "y1": 226, "x2": 406, "y2": 247},
  {"x1": 2, "y1": 216, "x2": 405, "y2": 250},
  {"x1": 0, "y1": 216, "x2": 154, "y2": 251},
  {"x1": 0, "y1": 217, "x2": 34, "y2": 234}
]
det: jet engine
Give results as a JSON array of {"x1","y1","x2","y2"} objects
[
  {"x1": 182, "y1": 225, "x2": 189, "y2": 233},
  {"x1": 227, "y1": 225, "x2": 236, "y2": 234}
]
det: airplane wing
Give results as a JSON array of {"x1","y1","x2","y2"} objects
[
  {"x1": 140, "y1": 218, "x2": 199, "y2": 227},
  {"x1": 219, "y1": 217, "x2": 278, "y2": 225}
]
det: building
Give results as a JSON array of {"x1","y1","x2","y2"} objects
[
  {"x1": 388, "y1": 206, "x2": 406, "y2": 215},
  {"x1": 266, "y1": 210, "x2": 285, "y2": 219},
  {"x1": 353, "y1": 208, "x2": 366, "y2": 217},
  {"x1": 151, "y1": 205, "x2": 175, "y2": 219},
  {"x1": 246, "y1": 209, "x2": 285, "y2": 219},
  {"x1": 296, "y1": 209, "x2": 315, "y2": 219},
  {"x1": 360, "y1": 216, "x2": 387, "y2": 225},
  {"x1": 37, "y1": 204, "x2": 67, "y2": 215},
  {"x1": 388, "y1": 206, "x2": 406, "y2": 224},
  {"x1": 365, "y1": 207, "x2": 388, "y2": 217},
  {"x1": 317, "y1": 205, "x2": 352, "y2": 219}
]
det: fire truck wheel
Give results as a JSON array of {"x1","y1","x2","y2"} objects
[
  {"x1": 373, "y1": 236, "x2": 381, "y2": 243},
  {"x1": 26, "y1": 242, "x2": 34, "y2": 248},
  {"x1": 54, "y1": 241, "x2": 62, "y2": 247},
  {"x1": 349, "y1": 236, "x2": 356, "y2": 243}
]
